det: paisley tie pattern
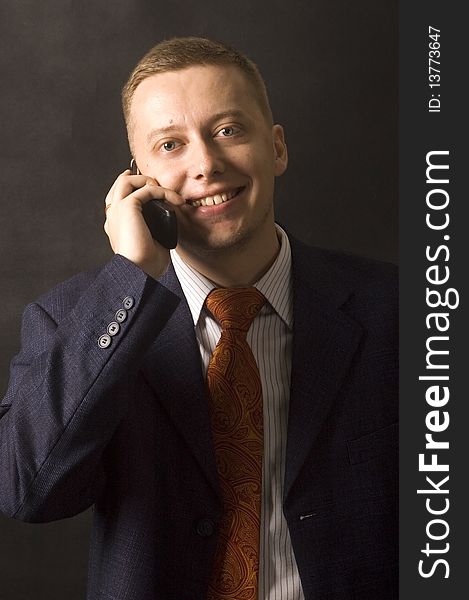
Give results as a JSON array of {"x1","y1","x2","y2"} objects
[{"x1": 205, "y1": 287, "x2": 266, "y2": 600}]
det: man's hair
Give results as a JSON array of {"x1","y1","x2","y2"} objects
[{"x1": 122, "y1": 37, "x2": 273, "y2": 132}]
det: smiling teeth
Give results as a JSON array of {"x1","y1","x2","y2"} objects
[{"x1": 189, "y1": 189, "x2": 239, "y2": 207}]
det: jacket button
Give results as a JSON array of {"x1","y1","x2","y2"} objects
[
  {"x1": 196, "y1": 518, "x2": 215, "y2": 538},
  {"x1": 98, "y1": 334, "x2": 112, "y2": 349},
  {"x1": 107, "y1": 321, "x2": 120, "y2": 336},
  {"x1": 115, "y1": 308, "x2": 128, "y2": 323},
  {"x1": 123, "y1": 296, "x2": 135, "y2": 310}
]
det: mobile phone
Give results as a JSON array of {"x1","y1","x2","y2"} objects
[{"x1": 130, "y1": 159, "x2": 178, "y2": 249}]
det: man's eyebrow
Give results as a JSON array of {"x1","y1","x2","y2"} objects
[
  {"x1": 146, "y1": 110, "x2": 248, "y2": 145},
  {"x1": 146, "y1": 126, "x2": 178, "y2": 145}
]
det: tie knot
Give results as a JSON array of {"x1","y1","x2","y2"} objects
[{"x1": 206, "y1": 287, "x2": 265, "y2": 333}]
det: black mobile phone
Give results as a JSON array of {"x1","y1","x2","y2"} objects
[{"x1": 130, "y1": 159, "x2": 178, "y2": 249}]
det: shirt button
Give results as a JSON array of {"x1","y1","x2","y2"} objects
[
  {"x1": 115, "y1": 308, "x2": 128, "y2": 323},
  {"x1": 196, "y1": 518, "x2": 215, "y2": 538},
  {"x1": 123, "y1": 296, "x2": 135, "y2": 310},
  {"x1": 98, "y1": 334, "x2": 112, "y2": 349},
  {"x1": 107, "y1": 321, "x2": 120, "y2": 336}
]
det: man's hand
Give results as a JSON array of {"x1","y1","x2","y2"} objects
[{"x1": 104, "y1": 170, "x2": 184, "y2": 280}]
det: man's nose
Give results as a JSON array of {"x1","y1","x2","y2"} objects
[{"x1": 189, "y1": 139, "x2": 225, "y2": 179}]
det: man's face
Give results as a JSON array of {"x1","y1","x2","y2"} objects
[{"x1": 129, "y1": 64, "x2": 287, "y2": 258}]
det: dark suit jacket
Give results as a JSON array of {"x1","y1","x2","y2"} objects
[{"x1": 0, "y1": 236, "x2": 398, "y2": 599}]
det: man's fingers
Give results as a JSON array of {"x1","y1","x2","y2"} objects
[
  {"x1": 137, "y1": 180, "x2": 185, "y2": 208},
  {"x1": 109, "y1": 172, "x2": 184, "y2": 210},
  {"x1": 103, "y1": 169, "x2": 174, "y2": 280}
]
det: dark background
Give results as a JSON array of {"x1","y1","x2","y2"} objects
[{"x1": 0, "y1": 0, "x2": 397, "y2": 597}]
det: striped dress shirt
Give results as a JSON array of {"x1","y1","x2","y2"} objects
[{"x1": 170, "y1": 224, "x2": 304, "y2": 600}]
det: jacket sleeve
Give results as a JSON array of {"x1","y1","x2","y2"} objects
[{"x1": 0, "y1": 255, "x2": 180, "y2": 523}]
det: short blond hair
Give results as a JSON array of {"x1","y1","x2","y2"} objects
[{"x1": 122, "y1": 36, "x2": 273, "y2": 131}]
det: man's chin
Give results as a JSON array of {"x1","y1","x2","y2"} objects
[
  {"x1": 177, "y1": 228, "x2": 251, "y2": 259},
  {"x1": 176, "y1": 206, "x2": 275, "y2": 261}
]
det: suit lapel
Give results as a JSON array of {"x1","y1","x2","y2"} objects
[
  {"x1": 284, "y1": 240, "x2": 363, "y2": 502},
  {"x1": 140, "y1": 262, "x2": 221, "y2": 499}
]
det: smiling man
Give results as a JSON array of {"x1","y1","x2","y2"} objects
[
  {"x1": 0, "y1": 38, "x2": 398, "y2": 599},
  {"x1": 106, "y1": 58, "x2": 287, "y2": 287}
]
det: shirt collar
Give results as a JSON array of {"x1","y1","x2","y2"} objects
[{"x1": 170, "y1": 224, "x2": 293, "y2": 330}]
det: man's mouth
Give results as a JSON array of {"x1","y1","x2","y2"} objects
[{"x1": 186, "y1": 187, "x2": 245, "y2": 207}]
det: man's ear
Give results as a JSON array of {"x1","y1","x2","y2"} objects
[
  {"x1": 272, "y1": 124, "x2": 288, "y2": 176},
  {"x1": 130, "y1": 158, "x2": 141, "y2": 175}
]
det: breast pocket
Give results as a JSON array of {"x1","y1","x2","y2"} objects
[{"x1": 347, "y1": 422, "x2": 398, "y2": 465}]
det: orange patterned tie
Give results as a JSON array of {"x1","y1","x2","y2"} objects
[{"x1": 205, "y1": 287, "x2": 266, "y2": 600}]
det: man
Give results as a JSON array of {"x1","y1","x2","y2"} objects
[{"x1": 0, "y1": 37, "x2": 398, "y2": 599}]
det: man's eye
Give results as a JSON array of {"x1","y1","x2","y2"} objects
[
  {"x1": 162, "y1": 141, "x2": 177, "y2": 152},
  {"x1": 218, "y1": 127, "x2": 237, "y2": 137}
]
